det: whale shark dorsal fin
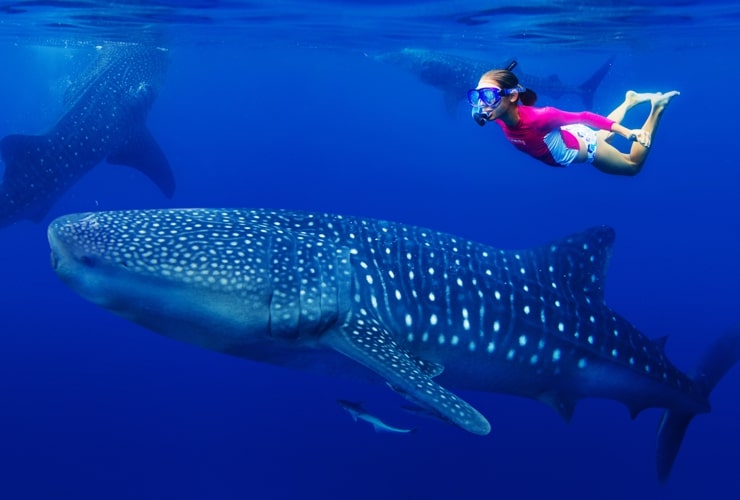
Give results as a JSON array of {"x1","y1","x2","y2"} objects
[
  {"x1": 323, "y1": 318, "x2": 490, "y2": 435},
  {"x1": 106, "y1": 126, "x2": 175, "y2": 198}
]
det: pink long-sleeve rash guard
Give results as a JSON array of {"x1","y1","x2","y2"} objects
[{"x1": 495, "y1": 106, "x2": 615, "y2": 166}]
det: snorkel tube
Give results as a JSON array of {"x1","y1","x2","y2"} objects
[{"x1": 471, "y1": 59, "x2": 519, "y2": 127}]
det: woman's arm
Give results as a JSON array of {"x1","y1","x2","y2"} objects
[
  {"x1": 539, "y1": 107, "x2": 650, "y2": 147},
  {"x1": 539, "y1": 107, "x2": 614, "y2": 130}
]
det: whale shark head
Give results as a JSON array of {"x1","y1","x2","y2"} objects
[{"x1": 48, "y1": 209, "x2": 350, "y2": 354}]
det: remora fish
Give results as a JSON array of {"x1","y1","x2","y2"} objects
[
  {"x1": 376, "y1": 48, "x2": 613, "y2": 110},
  {"x1": 47, "y1": 208, "x2": 740, "y2": 482},
  {"x1": 0, "y1": 43, "x2": 175, "y2": 228},
  {"x1": 338, "y1": 400, "x2": 415, "y2": 434}
]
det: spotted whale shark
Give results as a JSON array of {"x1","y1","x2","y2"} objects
[
  {"x1": 0, "y1": 43, "x2": 175, "y2": 228},
  {"x1": 47, "y1": 208, "x2": 740, "y2": 482},
  {"x1": 376, "y1": 48, "x2": 614, "y2": 111}
]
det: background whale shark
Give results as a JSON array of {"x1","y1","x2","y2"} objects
[
  {"x1": 48, "y1": 208, "x2": 740, "y2": 482},
  {"x1": 0, "y1": 43, "x2": 175, "y2": 228},
  {"x1": 376, "y1": 48, "x2": 614, "y2": 111}
]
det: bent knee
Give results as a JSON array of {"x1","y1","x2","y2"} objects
[
  {"x1": 615, "y1": 158, "x2": 643, "y2": 176},
  {"x1": 622, "y1": 165, "x2": 642, "y2": 176}
]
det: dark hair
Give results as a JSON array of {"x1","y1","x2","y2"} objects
[{"x1": 480, "y1": 69, "x2": 538, "y2": 106}]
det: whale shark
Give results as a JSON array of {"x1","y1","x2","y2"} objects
[
  {"x1": 0, "y1": 43, "x2": 175, "y2": 228},
  {"x1": 376, "y1": 48, "x2": 614, "y2": 111},
  {"x1": 338, "y1": 400, "x2": 415, "y2": 434},
  {"x1": 47, "y1": 208, "x2": 740, "y2": 482}
]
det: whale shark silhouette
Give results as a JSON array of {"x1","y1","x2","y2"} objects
[
  {"x1": 376, "y1": 48, "x2": 614, "y2": 111},
  {"x1": 0, "y1": 43, "x2": 175, "y2": 228}
]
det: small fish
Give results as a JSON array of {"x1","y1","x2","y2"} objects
[{"x1": 337, "y1": 400, "x2": 415, "y2": 434}]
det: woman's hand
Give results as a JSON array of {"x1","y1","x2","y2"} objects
[
  {"x1": 628, "y1": 129, "x2": 651, "y2": 148},
  {"x1": 611, "y1": 123, "x2": 651, "y2": 149}
]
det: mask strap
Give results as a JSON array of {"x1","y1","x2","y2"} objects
[{"x1": 504, "y1": 85, "x2": 526, "y2": 96}]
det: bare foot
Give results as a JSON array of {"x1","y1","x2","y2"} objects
[
  {"x1": 651, "y1": 90, "x2": 680, "y2": 109},
  {"x1": 625, "y1": 90, "x2": 654, "y2": 106}
]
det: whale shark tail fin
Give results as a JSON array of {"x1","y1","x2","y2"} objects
[
  {"x1": 106, "y1": 126, "x2": 175, "y2": 198},
  {"x1": 578, "y1": 55, "x2": 615, "y2": 109},
  {"x1": 656, "y1": 323, "x2": 740, "y2": 483}
]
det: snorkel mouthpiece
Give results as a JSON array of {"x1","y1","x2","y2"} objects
[{"x1": 472, "y1": 106, "x2": 490, "y2": 126}]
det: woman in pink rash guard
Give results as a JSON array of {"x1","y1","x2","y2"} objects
[{"x1": 468, "y1": 66, "x2": 679, "y2": 176}]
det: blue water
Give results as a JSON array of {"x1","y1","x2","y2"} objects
[{"x1": 1, "y1": 1, "x2": 739, "y2": 498}]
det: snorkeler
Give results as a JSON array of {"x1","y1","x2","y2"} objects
[{"x1": 469, "y1": 62, "x2": 679, "y2": 176}]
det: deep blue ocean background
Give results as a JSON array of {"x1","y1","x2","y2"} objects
[{"x1": 1, "y1": 1, "x2": 739, "y2": 498}]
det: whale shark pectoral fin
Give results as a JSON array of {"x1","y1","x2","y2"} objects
[
  {"x1": 106, "y1": 126, "x2": 175, "y2": 198},
  {"x1": 322, "y1": 320, "x2": 491, "y2": 435}
]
